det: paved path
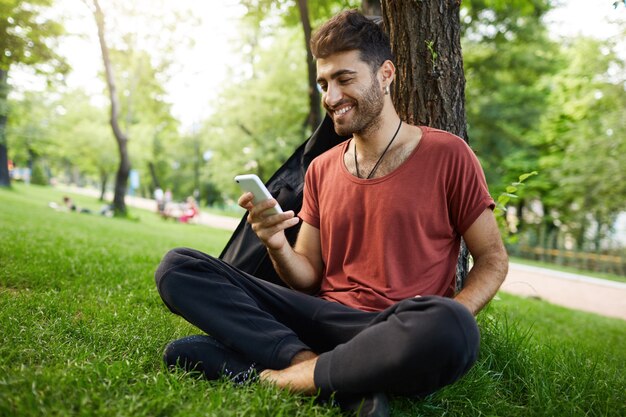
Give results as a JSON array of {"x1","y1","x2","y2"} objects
[
  {"x1": 503, "y1": 263, "x2": 626, "y2": 321},
  {"x1": 60, "y1": 186, "x2": 626, "y2": 321}
]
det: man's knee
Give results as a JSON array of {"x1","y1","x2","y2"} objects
[
  {"x1": 395, "y1": 297, "x2": 480, "y2": 393},
  {"x1": 425, "y1": 297, "x2": 479, "y2": 368},
  {"x1": 155, "y1": 247, "x2": 219, "y2": 290},
  {"x1": 154, "y1": 247, "x2": 222, "y2": 311},
  {"x1": 156, "y1": 247, "x2": 192, "y2": 287}
]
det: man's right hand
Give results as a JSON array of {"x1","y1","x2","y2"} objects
[{"x1": 238, "y1": 192, "x2": 300, "y2": 251}]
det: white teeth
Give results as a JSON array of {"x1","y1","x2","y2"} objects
[{"x1": 335, "y1": 106, "x2": 353, "y2": 115}]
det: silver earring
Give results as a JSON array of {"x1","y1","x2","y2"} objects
[{"x1": 384, "y1": 85, "x2": 390, "y2": 95}]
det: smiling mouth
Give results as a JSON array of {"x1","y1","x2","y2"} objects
[{"x1": 333, "y1": 105, "x2": 354, "y2": 118}]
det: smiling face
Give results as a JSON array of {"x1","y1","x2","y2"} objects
[{"x1": 316, "y1": 50, "x2": 386, "y2": 137}]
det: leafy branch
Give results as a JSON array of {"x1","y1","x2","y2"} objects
[{"x1": 494, "y1": 171, "x2": 538, "y2": 217}]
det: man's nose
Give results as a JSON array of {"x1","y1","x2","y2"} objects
[{"x1": 324, "y1": 83, "x2": 342, "y2": 108}]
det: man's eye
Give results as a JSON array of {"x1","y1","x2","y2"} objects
[
  {"x1": 338, "y1": 78, "x2": 352, "y2": 84},
  {"x1": 317, "y1": 84, "x2": 327, "y2": 93}
]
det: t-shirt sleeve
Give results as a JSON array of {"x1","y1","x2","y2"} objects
[
  {"x1": 449, "y1": 141, "x2": 495, "y2": 235},
  {"x1": 298, "y1": 161, "x2": 321, "y2": 228}
]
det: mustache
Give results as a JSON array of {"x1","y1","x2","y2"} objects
[{"x1": 325, "y1": 100, "x2": 355, "y2": 111}]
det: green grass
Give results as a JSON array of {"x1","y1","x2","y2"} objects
[
  {"x1": 1, "y1": 183, "x2": 625, "y2": 416},
  {"x1": 509, "y1": 256, "x2": 626, "y2": 284}
]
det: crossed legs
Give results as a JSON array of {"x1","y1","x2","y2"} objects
[{"x1": 155, "y1": 247, "x2": 480, "y2": 397}]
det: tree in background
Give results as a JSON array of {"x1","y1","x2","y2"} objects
[
  {"x1": 84, "y1": 0, "x2": 183, "y2": 214},
  {"x1": 239, "y1": 0, "x2": 359, "y2": 137},
  {"x1": 5, "y1": 90, "x2": 55, "y2": 185},
  {"x1": 108, "y1": 47, "x2": 179, "y2": 200},
  {"x1": 295, "y1": 0, "x2": 322, "y2": 132},
  {"x1": 7, "y1": 88, "x2": 117, "y2": 194},
  {"x1": 0, "y1": 0, "x2": 68, "y2": 187},
  {"x1": 49, "y1": 90, "x2": 118, "y2": 199},
  {"x1": 525, "y1": 36, "x2": 626, "y2": 251},
  {"x1": 462, "y1": 0, "x2": 557, "y2": 187},
  {"x1": 201, "y1": 27, "x2": 311, "y2": 196},
  {"x1": 88, "y1": 0, "x2": 131, "y2": 215}
]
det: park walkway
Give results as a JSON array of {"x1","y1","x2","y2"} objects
[
  {"x1": 60, "y1": 186, "x2": 626, "y2": 321},
  {"x1": 503, "y1": 263, "x2": 626, "y2": 321}
]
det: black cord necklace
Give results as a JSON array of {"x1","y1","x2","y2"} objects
[{"x1": 354, "y1": 119, "x2": 403, "y2": 179}]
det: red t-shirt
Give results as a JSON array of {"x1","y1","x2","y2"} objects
[{"x1": 299, "y1": 127, "x2": 494, "y2": 312}]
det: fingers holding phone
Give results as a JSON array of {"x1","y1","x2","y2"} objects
[{"x1": 235, "y1": 175, "x2": 299, "y2": 250}]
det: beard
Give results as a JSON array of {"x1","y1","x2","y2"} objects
[{"x1": 328, "y1": 77, "x2": 385, "y2": 137}]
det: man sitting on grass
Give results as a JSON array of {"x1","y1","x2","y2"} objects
[{"x1": 155, "y1": 10, "x2": 508, "y2": 417}]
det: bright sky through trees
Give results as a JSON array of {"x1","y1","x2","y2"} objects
[{"x1": 7, "y1": 0, "x2": 625, "y2": 132}]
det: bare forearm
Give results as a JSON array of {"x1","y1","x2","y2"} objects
[
  {"x1": 268, "y1": 245, "x2": 321, "y2": 294},
  {"x1": 454, "y1": 251, "x2": 509, "y2": 315}
]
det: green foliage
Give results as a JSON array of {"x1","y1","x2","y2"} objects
[
  {"x1": 425, "y1": 40, "x2": 438, "y2": 67},
  {"x1": 5, "y1": 0, "x2": 625, "y2": 253},
  {"x1": 29, "y1": 160, "x2": 47, "y2": 185},
  {"x1": 5, "y1": 90, "x2": 54, "y2": 166},
  {"x1": 240, "y1": 0, "x2": 361, "y2": 30},
  {"x1": 84, "y1": 0, "x2": 188, "y2": 199},
  {"x1": 0, "y1": 0, "x2": 69, "y2": 74},
  {"x1": 7, "y1": 89, "x2": 118, "y2": 189},
  {"x1": 494, "y1": 171, "x2": 537, "y2": 243},
  {"x1": 1, "y1": 184, "x2": 625, "y2": 416},
  {"x1": 494, "y1": 171, "x2": 537, "y2": 216},
  {"x1": 463, "y1": 0, "x2": 559, "y2": 189},
  {"x1": 201, "y1": 27, "x2": 312, "y2": 196},
  {"x1": 464, "y1": 0, "x2": 626, "y2": 250},
  {"x1": 1, "y1": 0, "x2": 66, "y2": 187},
  {"x1": 523, "y1": 36, "x2": 626, "y2": 250}
]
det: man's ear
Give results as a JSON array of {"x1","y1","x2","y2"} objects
[{"x1": 379, "y1": 59, "x2": 396, "y2": 88}]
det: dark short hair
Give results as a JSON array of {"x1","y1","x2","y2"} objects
[{"x1": 310, "y1": 9, "x2": 394, "y2": 72}]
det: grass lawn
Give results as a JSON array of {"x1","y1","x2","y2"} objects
[{"x1": 1, "y1": 183, "x2": 624, "y2": 416}]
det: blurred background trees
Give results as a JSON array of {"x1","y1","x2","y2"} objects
[
  {"x1": 0, "y1": 0, "x2": 68, "y2": 187},
  {"x1": 2, "y1": 0, "x2": 625, "y2": 257}
]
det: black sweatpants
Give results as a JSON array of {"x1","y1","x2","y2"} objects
[{"x1": 155, "y1": 247, "x2": 480, "y2": 396}]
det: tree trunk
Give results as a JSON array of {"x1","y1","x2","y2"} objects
[
  {"x1": 0, "y1": 69, "x2": 10, "y2": 187},
  {"x1": 99, "y1": 170, "x2": 108, "y2": 201},
  {"x1": 380, "y1": 0, "x2": 469, "y2": 289},
  {"x1": 148, "y1": 161, "x2": 160, "y2": 190},
  {"x1": 381, "y1": 0, "x2": 467, "y2": 139},
  {"x1": 93, "y1": 0, "x2": 130, "y2": 215},
  {"x1": 296, "y1": 0, "x2": 322, "y2": 132}
]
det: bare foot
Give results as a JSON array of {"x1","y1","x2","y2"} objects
[{"x1": 260, "y1": 355, "x2": 318, "y2": 394}]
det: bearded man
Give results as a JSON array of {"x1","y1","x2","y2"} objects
[{"x1": 155, "y1": 9, "x2": 508, "y2": 417}]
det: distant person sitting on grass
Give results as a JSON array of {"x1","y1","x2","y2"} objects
[
  {"x1": 161, "y1": 196, "x2": 199, "y2": 223},
  {"x1": 48, "y1": 196, "x2": 92, "y2": 214},
  {"x1": 155, "y1": 10, "x2": 508, "y2": 417},
  {"x1": 177, "y1": 196, "x2": 199, "y2": 223},
  {"x1": 49, "y1": 196, "x2": 114, "y2": 217}
]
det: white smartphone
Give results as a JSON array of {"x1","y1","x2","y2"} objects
[{"x1": 234, "y1": 174, "x2": 283, "y2": 215}]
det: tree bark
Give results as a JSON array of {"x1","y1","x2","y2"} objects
[
  {"x1": 93, "y1": 0, "x2": 130, "y2": 215},
  {"x1": 296, "y1": 0, "x2": 322, "y2": 132},
  {"x1": 0, "y1": 69, "x2": 10, "y2": 187},
  {"x1": 380, "y1": 0, "x2": 469, "y2": 289},
  {"x1": 381, "y1": 0, "x2": 467, "y2": 139}
]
